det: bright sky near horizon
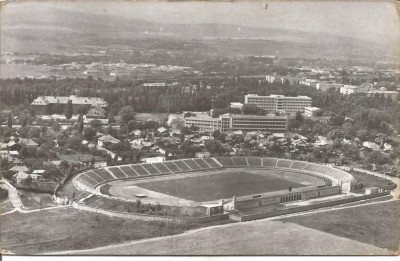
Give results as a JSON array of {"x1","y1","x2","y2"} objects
[{"x1": 3, "y1": 1, "x2": 400, "y2": 46}]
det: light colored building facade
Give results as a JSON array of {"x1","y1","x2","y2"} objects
[
  {"x1": 340, "y1": 85, "x2": 371, "y2": 95},
  {"x1": 315, "y1": 82, "x2": 343, "y2": 92},
  {"x1": 304, "y1": 107, "x2": 321, "y2": 117},
  {"x1": 31, "y1": 95, "x2": 108, "y2": 114},
  {"x1": 367, "y1": 90, "x2": 398, "y2": 99},
  {"x1": 185, "y1": 113, "x2": 287, "y2": 133},
  {"x1": 244, "y1": 94, "x2": 312, "y2": 113}
]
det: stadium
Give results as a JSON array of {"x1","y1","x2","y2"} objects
[{"x1": 66, "y1": 156, "x2": 394, "y2": 222}]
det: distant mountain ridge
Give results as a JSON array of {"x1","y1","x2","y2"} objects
[{"x1": 1, "y1": 6, "x2": 387, "y2": 58}]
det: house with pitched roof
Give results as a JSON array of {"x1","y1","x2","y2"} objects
[{"x1": 31, "y1": 95, "x2": 108, "y2": 114}]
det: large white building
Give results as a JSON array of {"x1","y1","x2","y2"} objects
[
  {"x1": 244, "y1": 94, "x2": 312, "y2": 113},
  {"x1": 184, "y1": 113, "x2": 287, "y2": 133},
  {"x1": 315, "y1": 82, "x2": 343, "y2": 92},
  {"x1": 339, "y1": 85, "x2": 371, "y2": 95}
]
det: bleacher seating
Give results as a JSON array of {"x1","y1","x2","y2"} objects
[
  {"x1": 141, "y1": 164, "x2": 161, "y2": 175},
  {"x1": 193, "y1": 158, "x2": 212, "y2": 169},
  {"x1": 247, "y1": 157, "x2": 262, "y2": 167},
  {"x1": 203, "y1": 157, "x2": 221, "y2": 168},
  {"x1": 277, "y1": 159, "x2": 292, "y2": 168},
  {"x1": 152, "y1": 162, "x2": 172, "y2": 174},
  {"x1": 107, "y1": 167, "x2": 127, "y2": 179},
  {"x1": 92, "y1": 169, "x2": 114, "y2": 181},
  {"x1": 75, "y1": 157, "x2": 354, "y2": 193},
  {"x1": 130, "y1": 164, "x2": 150, "y2": 176},
  {"x1": 263, "y1": 157, "x2": 277, "y2": 167},
  {"x1": 303, "y1": 163, "x2": 321, "y2": 172},
  {"x1": 183, "y1": 159, "x2": 201, "y2": 170},
  {"x1": 173, "y1": 160, "x2": 192, "y2": 171},
  {"x1": 120, "y1": 166, "x2": 139, "y2": 177},
  {"x1": 316, "y1": 165, "x2": 331, "y2": 174},
  {"x1": 232, "y1": 157, "x2": 249, "y2": 166},
  {"x1": 290, "y1": 161, "x2": 307, "y2": 170},
  {"x1": 86, "y1": 171, "x2": 105, "y2": 183},
  {"x1": 214, "y1": 157, "x2": 235, "y2": 167},
  {"x1": 162, "y1": 161, "x2": 182, "y2": 172}
]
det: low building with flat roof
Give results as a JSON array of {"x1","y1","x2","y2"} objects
[
  {"x1": 185, "y1": 112, "x2": 287, "y2": 133},
  {"x1": 304, "y1": 107, "x2": 321, "y2": 117},
  {"x1": 244, "y1": 94, "x2": 311, "y2": 113}
]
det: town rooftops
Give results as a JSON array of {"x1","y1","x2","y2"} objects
[
  {"x1": 9, "y1": 165, "x2": 29, "y2": 172},
  {"x1": 31, "y1": 95, "x2": 108, "y2": 107},
  {"x1": 86, "y1": 107, "x2": 106, "y2": 118},
  {"x1": 98, "y1": 135, "x2": 120, "y2": 144}
]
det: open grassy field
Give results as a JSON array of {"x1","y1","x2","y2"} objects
[
  {"x1": 50, "y1": 219, "x2": 392, "y2": 255},
  {"x1": 280, "y1": 200, "x2": 400, "y2": 252},
  {"x1": 18, "y1": 191, "x2": 58, "y2": 210},
  {"x1": 0, "y1": 207, "x2": 197, "y2": 254},
  {"x1": 134, "y1": 113, "x2": 168, "y2": 123},
  {"x1": 84, "y1": 195, "x2": 207, "y2": 217},
  {"x1": 136, "y1": 171, "x2": 306, "y2": 202},
  {"x1": 349, "y1": 170, "x2": 395, "y2": 188}
]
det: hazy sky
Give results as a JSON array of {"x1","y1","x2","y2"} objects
[{"x1": 3, "y1": 1, "x2": 400, "y2": 46}]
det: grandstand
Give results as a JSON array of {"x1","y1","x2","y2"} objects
[
  {"x1": 277, "y1": 159, "x2": 293, "y2": 168},
  {"x1": 247, "y1": 157, "x2": 262, "y2": 167},
  {"x1": 107, "y1": 167, "x2": 128, "y2": 179},
  {"x1": 74, "y1": 157, "x2": 355, "y2": 194},
  {"x1": 231, "y1": 157, "x2": 249, "y2": 166},
  {"x1": 263, "y1": 157, "x2": 278, "y2": 167}
]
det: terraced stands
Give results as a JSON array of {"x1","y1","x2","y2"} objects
[
  {"x1": 120, "y1": 166, "x2": 139, "y2": 177},
  {"x1": 203, "y1": 157, "x2": 221, "y2": 168},
  {"x1": 183, "y1": 159, "x2": 201, "y2": 170},
  {"x1": 232, "y1": 157, "x2": 249, "y2": 166},
  {"x1": 86, "y1": 171, "x2": 106, "y2": 183},
  {"x1": 316, "y1": 165, "x2": 331, "y2": 174},
  {"x1": 214, "y1": 157, "x2": 235, "y2": 167},
  {"x1": 277, "y1": 159, "x2": 292, "y2": 168},
  {"x1": 141, "y1": 164, "x2": 161, "y2": 175},
  {"x1": 263, "y1": 157, "x2": 278, "y2": 167},
  {"x1": 107, "y1": 167, "x2": 127, "y2": 179},
  {"x1": 163, "y1": 161, "x2": 182, "y2": 172},
  {"x1": 326, "y1": 168, "x2": 353, "y2": 183},
  {"x1": 290, "y1": 161, "x2": 307, "y2": 170},
  {"x1": 193, "y1": 158, "x2": 212, "y2": 169},
  {"x1": 303, "y1": 163, "x2": 322, "y2": 172},
  {"x1": 131, "y1": 164, "x2": 149, "y2": 176},
  {"x1": 92, "y1": 169, "x2": 114, "y2": 181},
  {"x1": 78, "y1": 175, "x2": 97, "y2": 187},
  {"x1": 152, "y1": 162, "x2": 172, "y2": 174},
  {"x1": 75, "y1": 157, "x2": 354, "y2": 193},
  {"x1": 247, "y1": 157, "x2": 262, "y2": 167},
  {"x1": 173, "y1": 160, "x2": 192, "y2": 171}
]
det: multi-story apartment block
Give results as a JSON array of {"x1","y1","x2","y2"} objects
[
  {"x1": 184, "y1": 113, "x2": 288, "y2": 133},
  {"x1": 244, "y1": 94, "x2": 312, "y2": 113}
]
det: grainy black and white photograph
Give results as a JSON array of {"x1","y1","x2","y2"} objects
[{"x1": 0, "y1": 0, "x2": 399, "y2": 256}]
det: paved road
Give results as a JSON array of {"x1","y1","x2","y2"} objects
[
  {"x1": 0, "y1": 179, "x2": 23, "y2": 210},
  {"x1": 0, "y1": 178, "x2": 68, "y2": 215}
]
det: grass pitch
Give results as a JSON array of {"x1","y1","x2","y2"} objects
[{"x1": 136, "y1": 171, "x2": 305, "y2": 202}]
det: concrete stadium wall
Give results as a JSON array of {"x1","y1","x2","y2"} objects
[
  {"x1": 197, "y1": 213, "x2": 230, "y2": 223},
  {"x1": 227, "y1": 186, "x2": 341, "y2": 211},
  {"x1": 230, "y1": 192, "x2": 391, "y2": 222}
]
